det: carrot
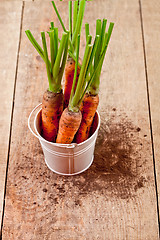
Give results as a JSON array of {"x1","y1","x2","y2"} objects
[
  {"x1": 42, "y1": 90, "x2": 63, "y2": 142},
  {"x1": 64, "y1": 56, "x2": 81, "y2": 108},
  {"x1": 75, "y1": 93, "x2": 99, "y2": 143},
  {"x1": 25, "y1": 24, "x2": 69, "y2": 142},
  {"x1": 58, "y1": 32, "x2": 108, "y2": 144},
  {"x1": 52, "y1": 0, "x2": 85, "y2": 108},
  {"x1": 57, "y1": 31, "x2": 105, "y2": 144},
  {"x1": 56, "y1": 108, "x2": 82, "y2": 143},
  {"x1": 75, "y1": 20, "x2": 114, "y2": 143},
  {"x1": 56, "y1": 35, "x2": 94, "y2": 144}
]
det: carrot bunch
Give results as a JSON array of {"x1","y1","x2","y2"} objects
[
  {"x1": 26, "y1": 1, "x2": 114, "y2": 144},
  {"x1": 25, "y1": 24, "x2": 69, "y2": 142},
  {"x1": 56, "y1": 31, "x2": 111, "y2": 144},
  {"x1": 52, "y1": 0, "x2": 86, "y2": 108}
]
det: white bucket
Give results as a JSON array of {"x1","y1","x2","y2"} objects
[{"x1": 28, "y1": 103, "x2": 100, "y2": 176}]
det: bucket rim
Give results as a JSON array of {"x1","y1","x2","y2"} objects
[{"x1": 28, "y1": 103, "x2": 100, "y2": 148}]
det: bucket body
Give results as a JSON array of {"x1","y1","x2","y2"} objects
[{"x1": 29, "y1": 104, "x2": 100, "y2": 176}]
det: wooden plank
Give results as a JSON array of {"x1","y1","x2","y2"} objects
[
  {"x1": 141, "y1": 0, "x2": 160, "y2": 219},
  {"x1": 2, "y1": 1, "x2": 159, "y2": 239},
  {"x1": 0, "y1": 2, "x2": 22, "y2": 229},
  {"x1": 0, "y1": 0, "x2": 33, "y2": 2}
]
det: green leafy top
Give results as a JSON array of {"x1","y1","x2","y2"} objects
[
  {"x1": 85, "y1": 20, "x2": 114, "y2": 95},
  {"x1": 52, "y1": 0, "x2": 86, "y2": 55},
  {"x1": 69, "y1": 19, "x2": 115, "y2": 97},
  {"x1": 68, "y1": 32, "x2": 112, "y2": 112},
  {"x1": 25, "y1": 24, "x2": 69, "y2": 93}
]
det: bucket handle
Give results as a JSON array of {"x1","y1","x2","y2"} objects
[{"x1": 28, "y1": 103, "x2": 42, "y2": 140}]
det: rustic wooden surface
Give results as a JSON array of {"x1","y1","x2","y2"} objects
[
  {"x1": 141, "y1": 0, "x2": 160, "y2": 217},
  {"x1": 0, "y1": 0, "x2": 160, "y2": 239},
  {"x1": 0, "y1": 2, "x2": 22, "y2": 229}
]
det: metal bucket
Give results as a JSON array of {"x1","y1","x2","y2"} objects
[{"x1": 28, "y1": 103, "x2": 100, "y2": 176}]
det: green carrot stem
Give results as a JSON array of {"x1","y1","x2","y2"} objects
[
  {"x1": 73, "y1": 0, "x2": 78, "y2": 33},
  {"x1": 69, "y1": 39, "x2": 74, "y2": 53},
  {"x1": 41, "y1": 32, "x2": 53, "y2": 92},
  {"x1": 49, "y1": 30, "x2": 55, "y2": 70},
  {"x1": 106, "y1": 22, "x2": 114, "y2": 45},
  {"x1": 25, "y1": 30, "x2": 45, "y2": 62},
  {"x1": 95, "y1": 22, "x2": 114, "y2": 80},
  {"x1": 96, "y1": 19, "x2": 102, "y2": 35},
  {"x1": 72, "y1": 0, "x2": 86, "y2": 51},
  {"x1": 80, "y1": 43, "x2": 109, "y2": 101},
  {"x1": 80, "y1": 35, "x2": 100, "y2": 100},
  {"x1": 95, "y1": 33, "x2": 108, "y2": 83},
  {"x1": 96, "y1": 22, "x2": 114, "y2": 77},
  {"x1": 77, "y1": 0, "x2": 80, "y2": 10},
  {"x1": 90, "y1": 22, "x2": 114, "y2": 94},
  {"x1": 94, "y1": 19, "x2": 102, "y2": 67},
  {"x1": 56, "y1": 33, "x2": 69, "y2": 88},
  {"x1": 68, "y1": 50, "x2": 82, "y2": 68},
  {"x1": 62, "y1": 38, "x2": 74, "y2": 53},
  {"x1": 50, "y1": 22, "x2": 54, "y2": 30},
  {"x1": 87, "y1": 35, "x2": 100, "y2": 73},
  {"x1": 53, "y1": 32, "x2": 68, "y2": 80},
  {"x1": 52, "y1": 0, "x2": 74, "y2": 52},
  {"x1": 100, "y1": 19, "x2": 107, "y2": 51},
  {"x1": 87, "y1": 35, "x2": 92, "y2": 45},
  {"x1": 69, "y1": 34, "x2": 92, "y2": 67},
  {"x1": 94, "y1": 19, "x2": 107, "y2": 82},
  {"x1": 54, "y1": 28, "x2": 58, "y2": 64},
  {"x1": 85, "y1": 35, "x2": 100, "y2": 82},
  {"x1": 69, "y1": 35, "x2": 80, "y2": 105},
  {"x1": 102, "y1": 32, "x2": 108, "y2": 52},
  {"x1": 72, "y1": 43, "x2": 92, "y2": 108},
  {"x1": 52, "y1": 1, "x2": 66, "y2": 32},
  {"x1": 85, "y1": 23, "x2": 90, "y2": 42},
  {"x1": 79, "y1": 1, "x2": 85, "y2": 36},
  {"x1": 69, "y1": 1, "x2": 72, "y2": 40},
  {"x1": 52, "y1": 0, "x2": 85, "y2": 54}
]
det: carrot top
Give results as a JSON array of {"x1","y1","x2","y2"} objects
[
  {"x1": 52, "y1": 1, "x2": 114, "y2": 92},
  {"x1": 85, "y1": 19, "x2": 114, "y2": 95},
  {"x1": 52, "y1": 0, "x2": 86, "y2": 55},
  {"x1": 68, "y1": 32, "x2": 109, "y2": 113},
  {"x1": 25, "y1": 24, "x2": 69, "y2": 93}
]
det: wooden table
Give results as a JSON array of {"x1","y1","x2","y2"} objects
[{"x1": 0, "y1": 0, "x2": 160, "y2": 239}]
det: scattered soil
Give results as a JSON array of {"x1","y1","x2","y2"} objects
[
  {"x1": 16, "y1": 109, "x2": 150, "y2": 202},
  {"x1": 45, "y1": 110, "x2": 149, "y2": 200}
]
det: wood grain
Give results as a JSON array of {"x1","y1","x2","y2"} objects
[
  {"x1": 0, "y1": 0, "x2": 33, "y2": 2},
  {"x1": 0, "y1": 2, "x2": 22, "y2": 228},
  {"x1": 1, "y1": 1, "x2": 159, "y2": 239},
  {"x1": 141, "y1": 0, "x2": 160, "y2": 219}
]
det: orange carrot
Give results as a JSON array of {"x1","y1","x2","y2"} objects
[
  {"x1": 56, "y1": 18, "x2": 112, "y2": 145},
  {"x1": 64, "y1": 57, "x2": 81, "y2": 108},
  {"x1": 56, "y1": 108, "x2": 82, "y2": 144},
  {"x1": 56, "y1": 30, "x2": 105, "y2": 144},
  {"x1": 52, "y1": 1, "x2": 85, "y2": 108},
  {"x1": 26, "y1": 26, "x2": 69, "y2": 142},
  {"x1": 56, "y1": 34, "x2": 93, "y2": 144},
  {"x1": 42, "y1": 90, "x2": 63, "y2": 142},
  {"x1": 75, "y1": 93, "x2": 99, "y2": 143}
]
